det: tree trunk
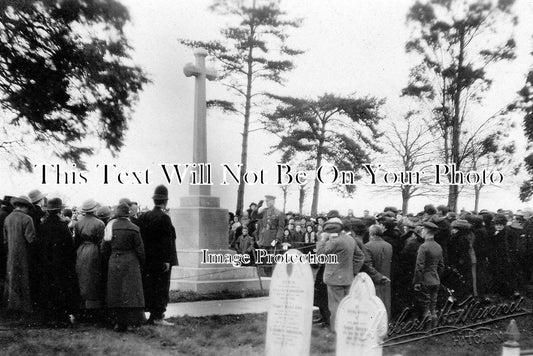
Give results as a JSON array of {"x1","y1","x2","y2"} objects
[
  {"x1": 282, "y1": 187, "x2": 287, "y2": 213},
  {"x1": 235, "y1": 19, "x2": 255, "y2": 215},
  {"x1": 401, "y1": 186, "x2": 409, "y2": 214},
  {"x1": 474, "y1": 185, "x2": 481, "y2": 213},
  {"x1": 448, "y1": 185, "x2": 459, "y2": 213},
  {"x1": 448, "y1": 27, "x2": 465, "y2": 213},
  {"x1": 298, "y1": 185, "x2": 306, "y2": 215},
  {"x1": 310, "y1": 128, "x2": 325, "y2": 217}
]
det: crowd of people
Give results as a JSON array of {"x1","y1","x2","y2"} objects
[
  {"x1": 2, "y1": 188, "x2": 530, "y2": 333},
  {"x1": 0, "y1": 185, "x2": 178, "y2": 332},
  {"x1": 228, "y1": 196, "x2": 533, "y2": 330}
]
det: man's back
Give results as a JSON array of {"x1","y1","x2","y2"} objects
[
  {"x1": 318, "y1": 232, "x2": 355, "y2": 286},
  {"x1": 413, "y1": 240, "x2": 443, "y2": 286}
]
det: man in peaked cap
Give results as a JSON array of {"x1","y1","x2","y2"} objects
[
  {"x1": 257, "y1": 195, "x2": 285, "y2": 277},
  {"x1": 137, "y1": 185, "x2": 178, "y2": 326},
  {"x1": 413, "y1": 222, "x2": 444, "y2": 324},
  {"x1": 317, "y1": 217, "x2": 356, "y2": 331}
]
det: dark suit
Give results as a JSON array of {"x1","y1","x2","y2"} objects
[
  {"x1": 317, "y1": 232, "x2": 355, "y2": 331},
  {"x1": 138, "y1": 206, "x2": 178, "y2": 320}
]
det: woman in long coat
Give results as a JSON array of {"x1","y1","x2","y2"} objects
[
  {"x1": 101, "y1": 203, "x2": 145, "y2": 331},
  {"x1": 75, "y1": 199, "x2": 105, "y2": 319},
  {"x1": 40, "y1": 198, "x2": 79, "y2": 325}
]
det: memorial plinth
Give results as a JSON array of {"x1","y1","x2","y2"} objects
[
  {"x1": 169, "y1": 198, "x2": 262, "y2": 293},
  {"x1": 169, "y1": 48, "x2": 264, "y2": 292}
]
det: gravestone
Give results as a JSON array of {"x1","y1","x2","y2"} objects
[
  {"x1": 169, "y1": 48, "x2": 260, "y2": 292},
  {"x1": 336, "y1": 272, "x2": 388, "y2": 356},
  {"x1": 265, "y1": 249, "x2": 314, "y2": 356}
]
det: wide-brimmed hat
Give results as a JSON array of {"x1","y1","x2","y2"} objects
[
  {"x1": 28, "y1": 189, "x2": 47, "y2": 204},
  {"x1": 43, "y1": 197, "x2": 64, "y2": 211},
  {"x1": 81, "y1": 199, "x2": 98, "y2": 213},
  {"x1": 324, "y1": 217, "x2": 343, "y2": 233},
  {"x1": 11, "y1": 195, "x2": 33, "y2": 208},
  {"x1": 96, "y1": 206, "x2": 112, "y2": 220},
  {"x1": 153, "y1": 185, "x2": 169, "y2": 200},
  {"x1": 114, "y1": 203, "x2": 130, "y2": 217}
]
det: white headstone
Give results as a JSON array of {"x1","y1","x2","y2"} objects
[
  {"x1": 265, "y1": 249, "x2": 314, "y2": 356},
  {"x1": 336, "y1": 272, "x2": 388, "y2": 356}
]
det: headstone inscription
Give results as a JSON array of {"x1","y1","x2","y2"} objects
[
  {"x1": 265, "y1": 249, "x2": 314, "y2": 356},
  {"x1": 336, "y1": 272, "x2": 388, "y2": 356}
]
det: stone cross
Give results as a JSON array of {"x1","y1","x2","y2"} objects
[{"x1": 183, "y1": 48, "x2": 217, "y2": 196}]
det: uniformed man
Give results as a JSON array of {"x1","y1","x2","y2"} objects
[{"x1": 257, "y1": 195, "x2": 285, "y2": 276}]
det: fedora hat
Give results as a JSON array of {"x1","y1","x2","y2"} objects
[
  {"x1": 11, "y1": 195, "x2": 33, "y2": 208},
  {"x1": 81, "y1": 199, "x2": 98, "y2": 213},
  {"x1": 44, "y1": 197, "x2": 64, "y2": 211},
  {"x1": 28, "y1": 189, "x2": 47, "y2": 204}
]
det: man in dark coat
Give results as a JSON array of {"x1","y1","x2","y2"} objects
[
  {"x1": 138, "y1": 185, "x2": 178, "y2": 326},
  {"x1": 40, "y1": 198, "x2": 79, "y2": 325},
  {"x1": 365, "y1": 224, "x2": 393, "y2": 318},
  {"x1": 491, "y1": 214, "x2": 519, "y2": 297},
  {"x1": 28, "y1": 189, "x2": 47, "y2": 310}
]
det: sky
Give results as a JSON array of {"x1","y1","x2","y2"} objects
[{"x1": 1, "y1": 0, "x2": 532, "y2": 215}]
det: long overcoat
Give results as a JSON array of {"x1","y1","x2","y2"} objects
[
  {"x1": 365, "y1": 237, "x2": 393, "y2": 318},
  {"x1": 101, "y1": 218, "x2": 145, "y2": 309},
  {"x1": 3, "y1": 209, "x2": 35, "y2": 312},
  {"x1": 74, "y1": 214, "x2": 105, "y2": 307},
  {"x1": 40, "y1": 214, "x2": 79, "y2": 314}
]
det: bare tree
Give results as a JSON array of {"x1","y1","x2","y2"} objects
[{"x1": 378, "y1": 111, "x2": 441, "y2": 213}]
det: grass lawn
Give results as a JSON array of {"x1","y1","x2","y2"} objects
[
  {"x1": 1, "y1": 310, "x2": 532, "y2": 356},
  {"x1": 168, "y1": 289, "x2": 268, "y2": 303}
]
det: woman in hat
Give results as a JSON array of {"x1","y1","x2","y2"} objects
[
  {"x1": 101, "y1": 203, "x2": 145, "y2": 331},
  {"x1": 40, "y1": 198, "x2": 79, "y2": 326},
  {"x1": 74, "y1": 199, "x2": 105, "y2": 321},
  {"x1": 3, "y1": 196, "x2": 35, "y2": 315}
]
